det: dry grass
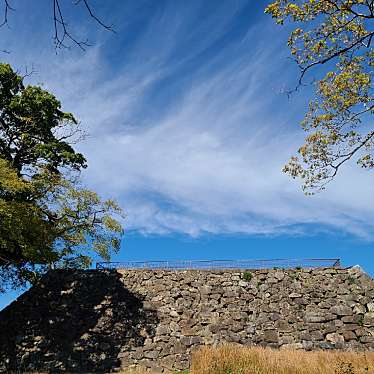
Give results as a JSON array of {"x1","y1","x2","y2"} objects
[
  {"x1": 191, "y1": 345, "x2": 374, "y2": 374},
  {"x1": 118, "y1": 371, "x2": 189, "y2": 374}
]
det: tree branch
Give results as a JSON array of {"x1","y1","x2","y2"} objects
[
  {"x1": 53, "y1": 0, "x2": 114, "y2": 50},
  {"x1": 331, "y1": 131, "x2": 374, "y2": 177},
  {"x1": 297, "y1": 31, "x2": 374, "y2": 87},
  {"x1": 0, "y1": 0, "x2": 13, "y2": 28}
]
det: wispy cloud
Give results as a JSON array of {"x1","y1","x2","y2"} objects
[{"x1": 3, "y1": 0, "x2": 374, "y2": 239}]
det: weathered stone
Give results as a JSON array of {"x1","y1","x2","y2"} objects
[
  {"x1": 305, "y1": 312, "x2": 336, "y2": 323},
  {"x1": 367, "y1": 302, "x2": 374, "y2": 312},
  {"x1": 132, "y1": 348, "x2": 144, "y2": 360},
  {"x1": 144, "y1": 350, "x2": 159, "y2": 359},
  {"x1": 341, "y1": 315, "x2": 362, "y2": 324},
  {"x1": 317, "y1": 342, "x2": 334, "y2": 349},
  {"x1": 334, "y1": 319, "x2": 344, "y2": 327},
  {"x1": 263, "y1": 330, "x2": 278, "y2": 343},
  {"x1": 274, "y1": 271, "x2": 285, "y2": 281},
  {"x1": 299, "y1": 331, "x2": 312, "y2": 341},
  {"x1": 326, "y1": 333, "x2": 345, "y2": 344},
  {"x1": 280, "y1": 343, "x2": 303, "y2": 350},
  {"x1": 169, "y1": 321, "x2": 180, "y2": 333},
  {"x1": 280, "y1": 335, "x2": 294, "y2": 344},
  {"x1": 289, "y1": 293, "x2": 302, "y2": 298},
  {"x1": 360, "y1": 336, "x2": 374, "y2": 343},
  {"x1": 364, "y1": 312, "x2": 374, "y2": 327},
  {"x1": 302, "y1": 340, "x2": 314, "y2": 350},
  {"x1": 169, "y1": 309, "x2": 179, "y2": 318},
  {"x1": 330, "y1": 305, "x2": 353, "y2": 316},
  {"x1": 270, "y1": 313, "x2": 281, "y2": 321},
  {"x1": 354, "y1": 327, "x2": 368, "y2": 337},
  {"x1": 180, "y1": 336, "x2": 193, "y2": 346},
  {"x1": 156, "y1": 325, "x2": 171, "y2": 335},
  {"x1": 340, "y1": 324, "x2": 359, "y2": 331},
  {"x1": 294, "y1": 298, "x2": 308, "y2": 305},
  {"x1": 310, "y1": 330, "x2": 324, "y2": 341},
  {"x1": 343, "y1": 331, "x2": 356, "y2": 341},
  {"x1": 275, "y1": 320, "x2": 293, "y2": 332}
]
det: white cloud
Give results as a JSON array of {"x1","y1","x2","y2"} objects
[
  {"x1": 3, "y1": 2, "x2": 374, "y2": 239},
  {"x1": 70, "y1": 50, "x2": 374, "y2": 239}
]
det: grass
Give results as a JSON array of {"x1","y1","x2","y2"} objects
[
  {"x1": 190, "y1": 345, "x2": 374, "y2": 374},
  {"x1": 119, "y1": 371, "x2": 189, "y2": 374}
]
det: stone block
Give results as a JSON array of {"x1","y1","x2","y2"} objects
[
  {"x1": 364, "y1": 312, "x2": 374, "y2": 327},
  {"x1": 367, "y1": 302, "x2": 374, "y2": 312},
  {"x1": 280, "y1": 343, "x2": 303, "y2": 350},
  {"x1": 289, "y1": 293, "x2": 302, "y2": 298},
  {"x1": 343, "y1": 331, "x2": 356, "y2": 341},
  {"x1": 310, "y1": 330, "x2": 324, "y2": 341},
  {"x1": 326, "y1": 333, "x2": 344, "y2": 344},
  {"x1": 360, "y1": 336, "x2": 374, "y2": 343},
  {"x1": 305, "y1": 312, "x2": 335, "y2": 323},
  {"x1": 330, "y1": 305, "x2": 353, "y2": 316},
  {"x1": 263, "y1": 330, "x2": 279, "y2": 343}
]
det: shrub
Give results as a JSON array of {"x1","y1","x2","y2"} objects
[{"x1": 242, "y1": 271, "x2": 252, "y2": 282}]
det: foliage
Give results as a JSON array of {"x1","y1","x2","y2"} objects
[
  {"x1": 0, "y1": 63, "x2": 86, "y2": 174},
  {"x1": 347, "y1": 275, "x2": 357, "y2": 284},
  {"x1": 0, "y1": 64, "x2": 124, "y2": 291},
  {"x1": 0, "y1": 158, "x2": 54, "y2": 289},
  {"x1": 242, "y1": 270, "x2": 253, "y2": 282},
  {"x1": 265, "y1": 0, "x2": 374, "y2": 193}
]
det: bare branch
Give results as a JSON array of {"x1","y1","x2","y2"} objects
[
  {"x1": 0, "y1": 0, "x2": 14, "y2": 28},
  {"x1": 52, "y1": 0, "x2": 114, "y2": 51},
  {"x1": 53, "y1": 0, "x2": 91, "y2": 50},
  {"x1": 0, "y1": 0, "x2": 114, "y2": 51},
  {"x1": 79, "y1": 0, "x2": 115, "y2": 32}
]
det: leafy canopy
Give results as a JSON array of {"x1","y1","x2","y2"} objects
[
  {"x1": 0, "y1": 63, "x2": 86, "y2": 174},
  {"x1": 265, "y1": 0, "x2": 374, "y2": 193},
  {"x1": 0, "y1": 64, "x2": 124, "y2": 291}
]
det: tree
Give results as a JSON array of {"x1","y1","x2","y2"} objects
[
  {"x1": 0, "y1": 63, "x2": 86, "y2": 174},
  {"x1": 0, "y1": 64, "x2": 124, "y2": 291},
  {"x1": 265, "y1": 0, "x2": 374, "y2": 193},
  {"x1": 0, "y1": 0, "x2": 114, "y2": 51}
]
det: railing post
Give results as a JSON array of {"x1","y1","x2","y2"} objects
[{"x1": 333, "y1": 259, "x2": 341, "y2": 268}]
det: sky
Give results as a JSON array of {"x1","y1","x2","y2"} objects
[{"x1": 0, "y1": 0, "x2": 374, "y2": 309}]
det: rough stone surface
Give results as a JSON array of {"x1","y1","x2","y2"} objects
[{"x1": 0, "y1": 267, "x2": 373, "y2": 373}]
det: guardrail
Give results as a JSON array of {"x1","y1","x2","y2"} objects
[{"x1": 96, "y1": 258, "x2": 341, "y2": 271}]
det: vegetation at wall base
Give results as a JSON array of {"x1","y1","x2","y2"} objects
[{"x1": 191, "y1": 345, "x2": 374, "y2": 374}]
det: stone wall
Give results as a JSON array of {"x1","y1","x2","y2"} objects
[{"x1": 0, "y1": 266, "x2": 373, "y2": 373}]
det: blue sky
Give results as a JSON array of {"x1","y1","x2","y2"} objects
[{"x1": 0, "y1": 0, "x2": 373, "y2": 309}]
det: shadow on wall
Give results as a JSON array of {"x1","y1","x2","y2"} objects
[{"x1": 0, "y1": 269, "x2": 159, "y2": 373}]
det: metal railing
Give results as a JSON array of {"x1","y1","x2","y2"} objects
[{"x1": 96, "y1": 258, "x2": 341, "y2": 271}]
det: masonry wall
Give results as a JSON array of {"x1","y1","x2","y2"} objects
[{"x1": 0, "y1": 267, "x2": 373, "y2": 373}]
